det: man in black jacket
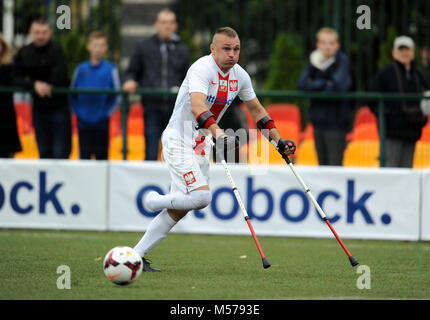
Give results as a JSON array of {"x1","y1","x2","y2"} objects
[
  {"x1": 370, "y1": 36, "x2": 428, "y2": 168},
  {"x1": 123, "y1": 8, "x2": 190, "y2": 161},
  {"x1": 13, "y1": 19, "x2": 71, "y2": 159}
]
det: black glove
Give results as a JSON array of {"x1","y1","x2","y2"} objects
[
  {"x1": 215, "y1": 134, "x2": 240, "y2": 161},
  {"x1": 277, "y1": 138, "x2": 296, "y2": 155}
]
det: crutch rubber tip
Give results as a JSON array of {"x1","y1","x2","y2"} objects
[
  {"x1": 349, "y1": 256, "x2": 359, "y2": 267},
  {"x1": 262, "y1": 257, "x2": 271, "y2": 269}
]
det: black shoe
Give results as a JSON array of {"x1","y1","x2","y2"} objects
[{"x1": 141, "y1": 257, "x2": 161, "y2": 272}]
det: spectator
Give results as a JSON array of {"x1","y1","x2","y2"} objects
[
  {"x1": 70, "y1": 31, "x2": 121, "y2": 160},
  {"x1": 0, "y1": 34, "x2": 21, "y2": 158},
  {"x1": 123, "y1": 8, "x2": 190, "y2": 161},
  {"x1": 13, "y1": 19, "x2": 71, "y2": 159},
  {"x1": 369, "y1": 36, "x2": 428, "y2": 168},
  {"x1": 298, "y1": 27, "x2": 352, "y2": 166}
]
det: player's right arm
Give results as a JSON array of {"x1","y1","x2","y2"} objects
[{"x1": 190, "y1": 92, "x2": 224, "y2": 139}]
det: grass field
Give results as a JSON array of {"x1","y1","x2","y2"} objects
[{"x1": 0, "y1": 228, "x2": 429, "y2": 300}]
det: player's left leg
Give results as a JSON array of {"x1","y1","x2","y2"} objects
[
  {"x1": 133, "y1": 207, "x2": 179, "y2": 272},
  {"x1": 134, "y1": 130, "x2": 212, "y2": 271},
  {"x1": 133, "y1": 185, "x2": 210, "y2": 272},
  {"x1": 144, "y1": 186, "x2": 212, "y2": 212}
]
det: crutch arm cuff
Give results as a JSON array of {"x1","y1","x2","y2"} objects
[
  {"x1": 257, "y1": 115, "x2": 276, "y2": 131},
  {"x1": 196, "y1": 111, "x2": 216, "y2": 129}
]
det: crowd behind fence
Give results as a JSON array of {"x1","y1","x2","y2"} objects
[
  {"x1": 2, "y1": 1, "x2": 430, "y2": 168},
  {"x1": 0, "y1": 86, "x2": 429, "y2": 168}
]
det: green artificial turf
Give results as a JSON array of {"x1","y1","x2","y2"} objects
[{"x1": 0, "y1": 229, "x2": 429, "y2": 300}]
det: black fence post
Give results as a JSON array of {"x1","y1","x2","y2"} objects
[
  {"x1": 378, "y1": 97, "x2": 386, "y2": 167},
  {"x1": 121, "y1": 92, "x2": 129, "y2": 160}
]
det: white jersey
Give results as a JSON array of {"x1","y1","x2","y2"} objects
[{"x1": 165, "y1": 54, "x2": 256, "y2": 147}]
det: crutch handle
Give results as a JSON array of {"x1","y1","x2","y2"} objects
[{"x1": 269, "y1": 139, "x2": 292, "y2": 164}]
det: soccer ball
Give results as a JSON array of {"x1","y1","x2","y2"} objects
[{"x1": 103, "y1": 246, "x2": 143, "y2": 285}]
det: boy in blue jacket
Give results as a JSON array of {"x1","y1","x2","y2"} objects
[{"x1": 71, "y1": 31, "x2": 121, "y2": 160}]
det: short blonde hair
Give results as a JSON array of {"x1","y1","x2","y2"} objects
[
  {"x1": 0, "y1": 33, "x2": 12, "y2": 65},
  {"x1": 214, "y1": 27, "x2": 238, "y2": 39},
  {"x1": 316, "y1": 27, "x2": 339, "y2": 42},
  {"x1": 88, "y1": 31, "x2": 107, "y2": 43},
  {"x1": 212, "y1": 27, "x2": 239, "y2": 45}
]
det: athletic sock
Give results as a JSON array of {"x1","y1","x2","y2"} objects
[
  {"x1": 145, "y1": 189, "x2": 212, "y2": 212},
  {"x1": 133, "y1": 209, "x2": 177, "y2": 257}
]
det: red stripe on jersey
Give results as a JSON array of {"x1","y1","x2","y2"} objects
[{"x1": 210, "y1": 73, "x2": 230, "y2": 120}]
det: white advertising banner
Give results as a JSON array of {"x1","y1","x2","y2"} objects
[
  {"x1": 109, "y1": 161, "x2": 171, "y2": 232},
  {"x1": 420, "y1": 170, "x2": 430, "y2": 241},
  {"x1": 109, "y1": 162, "x2": 421, "y2": 241},
  {"x1": 0, "y1": 160, "x2": 108, "y2": 230}
]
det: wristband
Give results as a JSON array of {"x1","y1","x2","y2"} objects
[
  {"x1": 196, "y1": 111, "x2": 216, "y2": 129},
  {"x1": 257, "y1": 115, "x2": 276, "y2": 131}
]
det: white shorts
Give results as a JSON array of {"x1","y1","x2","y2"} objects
[{"x1": 161, "y1": 129, "x2": 212, "y2": 194}]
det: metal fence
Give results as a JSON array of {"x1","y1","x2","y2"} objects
[
  {"x1": 1, "y1": 87, "x2": 429, "y2": 168},
  {"x1": 175, "y1": 0, "x2": 430, "y2": 90}
]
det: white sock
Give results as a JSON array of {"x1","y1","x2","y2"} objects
[
  {"x1": 133, "y1": 209, "x2": 177, "y2": 257},
  {"x1": 145, "y1": 189, "x2": 212, "y2": 212}
]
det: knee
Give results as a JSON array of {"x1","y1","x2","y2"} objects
[
  {"x1": 190, "y1": 190, "x2": 212, "y2": 210},
  {"x1": 168, "y1": 209, "x2": 189, "y2": 222}
]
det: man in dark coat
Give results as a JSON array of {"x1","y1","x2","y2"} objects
[
  {"x1": 369, "y1": 36, "x2": 428, "y2": 168},
  {"x1": 123, "y1": 8, "x2": 190, "y2": 161},
  {"x1": 298, "y1": 27, "x2": 352, "y2": 166},
  {"x1": 13, "y1": 19, "x2": 71, "y2": 159}
]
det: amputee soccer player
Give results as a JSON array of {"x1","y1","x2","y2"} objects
[{"x1": 134, "y1": 27, "x2": 296, "y2": 271}]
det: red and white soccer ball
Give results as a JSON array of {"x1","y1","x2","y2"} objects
[{"x1": 103, "y1": 246, "x2": 143, "y2": 285}]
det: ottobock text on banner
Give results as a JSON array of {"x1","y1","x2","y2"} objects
[
  {"x1": 108, "y1": 162, "x2": 421, "y2": 241},
  {"x1": 0, "y1": 160, "x2": 108, "y2": 230},
  {"x1": 420, "y1": 170, "x2": 430, "y2": 241}
]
